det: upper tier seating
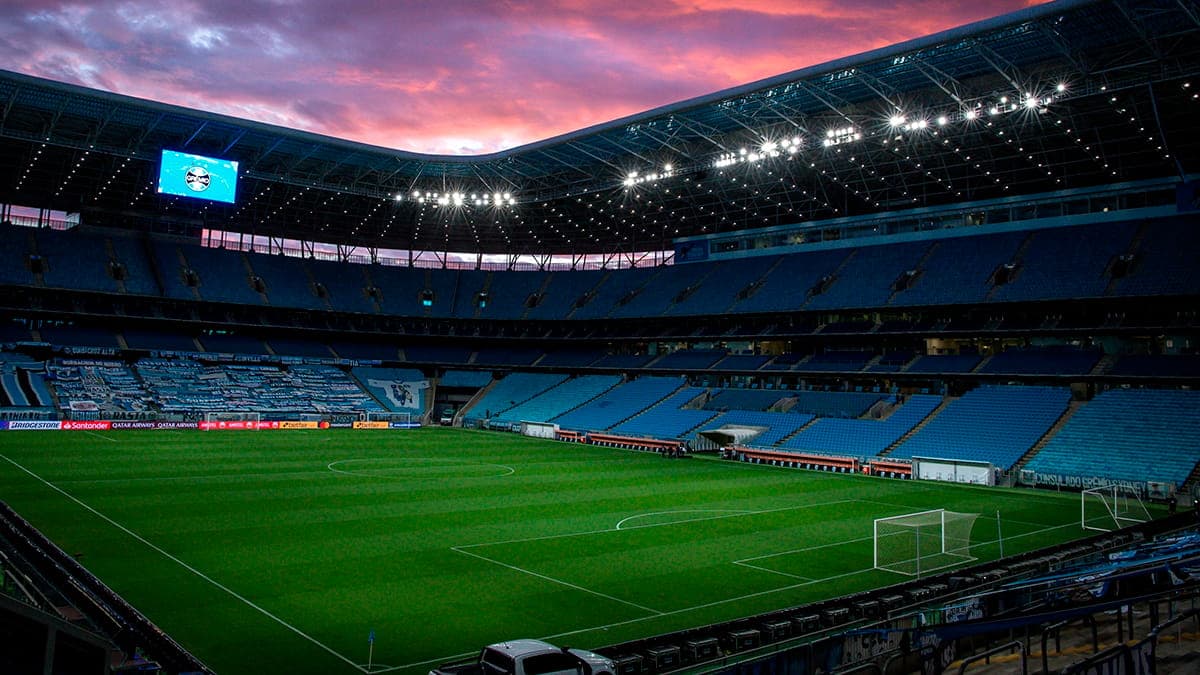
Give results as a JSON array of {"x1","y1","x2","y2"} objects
[
  {"x1": 462, "y1": 372, "x2": 568, "y2": 424},
  {"x1": 891, "y1": 231, "x2": 1026, "y2": 307},
  {"x1": 609, "y1": 264, "x2": 712, "y2": 318},
  {"x1": 1024, "y1": 388, "x2": 1200, "y2": 486},
  {"x1": 731, "y1": 248, "x2": 850, "y2": 314},
  {"x1": 492, "y1": 374, "x2": 622, "y2": 426},
  {"x1": 1109, "y1": 354, "x2": 1200, "y2": 378},
  {"x1": 265, "y1": 337, "x2": 335, "y2": 359},
  {"x1": 666, "y1": 257, "x2": 777, "y2": 317},
  {"x1": 537, "y1": 349, "x2": 603, "y2": 368},
  {"x1": 799, "y1": 351, "x2": 874, "y2": 372},
  {"x1": 780, "y1": 394, "x2": 942, "y2": 457},
  {"x1": 651, "y1": 349, "x2": 726, "y2": 370},
  {"x1": 906, "y1": 354, "x2": 982, "y2": 374},
  {"x1": 198, "y1": 333, "x2": 270, "y2": 355},
  {"x1": 890, "y1": 385, "x2": 1071, "y2": 468},
  {"x1": 979, "y1": 347, "x2": 1101, "y2": 376},
  {"x1": 712, "y1": 354, "x2": 770, "y2": 371},
  {"x1": 525, "y1": 270, "x2": 606, "y2": 320},
  {"x1": 35, "y1": 228, "x2": 122, "y2": 294},
  {"x1": 990, "y1": 221, "x2": 1137, "y2": 302},
  {"x1": 243, "y1": 252, "x2": 326, "y2": 310},
  {"x1": 1109, "y1": 218, "x2": 1200, "y2": 297},
  {"x1": 571, "y1": 266, "x2": 660, "y2": 320},
  {"x1": 552, "y1": 376, "x2": 683, "y2": 432},
  {"x1": 439, "y1": 370, "x2": 493, "y2": 388},
  {"x1": 474, "y1": 271, "x2": 548, "y2": 320},
  {"x1": 610, "y1": 387, "x2": 717, "y2": 439},
  {"x1": 806, "y1": 241, "x2": 932, "y2": 310},
  {"x1": 307, "y1": 259, "x2": 377, "y2": 314}
]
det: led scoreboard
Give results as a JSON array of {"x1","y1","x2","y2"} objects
[{"x1": 157, "y1": 150, "x2": 239, "y2": 204}]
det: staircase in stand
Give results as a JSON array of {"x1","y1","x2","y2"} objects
[
  {"x1": 879, "y1": 396, "x2": 955, "y2": 457},
  {"x1": 1011, "y1": 400, "x2": 1083, "y2": 474}
]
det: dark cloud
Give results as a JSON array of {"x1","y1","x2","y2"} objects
[{"x1": 0, "y1": 0, "x2": 1047, "y2": 153}]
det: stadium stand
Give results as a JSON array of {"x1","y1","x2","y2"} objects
[
  {"x1": 703, "y1": 388, "x2": 788, "y2": 411},
  {"x1": 890, "y1": 231, "x2": 1027, "y2": 306},
  {"x1": 807, "y1": 241, "x2": 930, "y2": 310},
  {"x1": 799, "y1": 350, "x2": 875, "y2": 372},
  {"x1": 905, "y1": 354, "x2": 982, "y2": 374},
  {"x1": 45, "y1": 359, "x2": 150, "y2": 418},
  {"x1": 610, "y1": 386, "x2": 716, "y2": 439},
  {"x1": 462, "y1": 372, "x2": 568, "y2": 424},
  {"x1": 245, "y1": 252, "x2": 325, "y2": 310},
  {"x1": 0, "y1": 353, "x2": 54, "y2": 410},
  {"x1": 37, "y1": 325, "x2": 120, "y2": 349},
  {"x1": 121, "y1": 329, "x2": 199, "y2": 353},
  {"x1": 173, "y1": 243, "x2": 264, "y2": 305},
  {"x1": 650, "y1": 349, "x2": 726, "y2": 370},
  {"x1": 694, "y1": 410, "x2": 817, "y2": 447},
  {"x1": 439, "y1": 370, "x2": 493, "y2": 388},
  {"x1": 307, "y1": 258, "x2": 377, "y2": 314},
  {"x1": 979, "y1": 347, "x2": 1101, "y2": 376},
  {"x1": 1109, "y1": 354, "x2": 1200, "y2": 378},
  {"x1": 265, "y1": 336, "x2": 335, "y2": 359},
  {"x1": 524, "y1": 269, "x2": 605, "y2": 320},
  {"x1": 890, "y1": 385, "x2": 1072, "y2": 468},
  {"x1": 1108, "y1": 217, "x2": 1200, "y2": 297},
  {"x1": 474, "y1": 271, "x2": 550, "y2": 320},
  {"x1": 537, "y1": 349, "x2": 603, "y2": 368},
  {"x1": 106, "y1": 234, "x2": 161, "y2": 297},
  {"x1": 665, "y1": 257, "x2": 776, "y2": 316},
  {"x1": 731, "y1": 248, "x2": 849, "y2": 314},
  {"x1": 197, "y1": 333, "x2": 270, "y2": 355},
  {"x1": 34, "y1": 228, "x2": 121, "y2": 294},
  {"x1": 712, "y1": 354, "x2": 770, "y2": 371},
  {"x1": 787, "y1": 391, "x2": 884, "y2": 418},
  {"x1": 1023, "y1": 388, "x2": 1200, "y2": 486},
  {"x1": 609, "y1": 263, "x2": 712, "y2": 318},
  {"x1": 491, "y1": 374, "x2": 621, "y2": 426},
  {"x1": 570, "y1": 266, "x2": 660, "y2": 320},
  {"x1": 552, "y1": 376, "x2": 684, "y2": 432},
  {"x1": 592, "y1": 353, "x2": 656, "y2": 369},
  {"x1": 328, "y1": 340, "x2": 399, "y2": 362},
  {"x1": 990, "y1": 221, "x2": 1137, "y2": 302},
  {"x1": 404, "y1": 345, "x2": 474, "y2": 364},
  {"x1": 780, "y1": 394, "x2": 942, "y2": 457},
  {"x1": 0, "y1": 225, "x2": 36, "y2": 288},
  {"x1": 472, "y1": 346, "x2": 543, "y2": 367},
  {"x1": 349, "y1": 367, "x2": 427, "y2": 414}
]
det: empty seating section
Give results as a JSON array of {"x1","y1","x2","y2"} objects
[
  {"x1": 1024, "y1": 388, "x2": 1200, "y2": 485},
  {"x1": 463, "y1": 373, "x2": 567, "y2": 423},
  {"x1": 148, "y1": 241, "x2": 198, "y2": 301},
  {"x1": 1110, "y1": 218, "x2": 1200, "y2": 296},
  {"x1": 0, "y1": 323, "x2": 31, "y2": 344},
  {"x1": 807, "y1": 242, "x2": 931, "y2": 310},
  {"x1": 800, "y1": 351, "x2": 874, "y2": 372},
  {"x1": 492, "y1": 375, "x2": 621, "y2": 426},
  {"x1": 35, "y1": 228, "x2": 119, "y2": 293},
  {"x1": 527, "y1": 270, "x2": 605, "y2": 320},
  {"x1": 610, "y1": 387, "x2": 716, "y2": 439},
  {"x1": 178, "y1": 245, "x2": 264, "y2": 305},
  {"x1": 45, "y1": 360, "x2": 150, "y2": 416},
  {"x1": 473, "y1": 347, "x2": 543, "y2": 367},
  {"x1": 788, "y1": 391, "x2": 883, "y2": 418},
  {"x1": 906, "y1": 354, "x2": 981, "y2": 373},
  {"x1": 1110, "y1": 355, "x2": 1200, "y2": 378},
  {"x1": 761, "y1": 352, "x2": 805, "y2": 371},
  {"x1": 651, "y1": 349, "x2": 726, "y2": 370},
  {"x1": 439, "y1": 370, "x2": 492, "y2": 388},
  {"x1": 993, "y1": 222, "x2": 1136, "y2": 302},
  {"x1": 198, "y1": 333, "x2": 269, "y2": 355},
  {"x1": 246, "y1": 253, "x2": 324, "y2": 310},
  {"x1": 552, "y1": 376, "x2": 683, "y2": 432},
  {"x1": 980, "y1": 348, "x2": 1100, "y2": 375},
  {"x1": 307, "y1": 259, "x2": 376, "y2": 314},
  {"x1": 537, "y1": 349, "x2": 603, "y2": 368},
  {"x1": 404, "y1": 345, "x2": 473, "y2": 364},
  {"x1": 265, "y1": 337, "x2": 334, "y2": 359},
  {"x1": 107, "y1": 235, "x2": 159, "y2": 296},
  {"x1": 592, "y1": 353, "x2": 655, "y2": 369},
  {"x1": 609, "y1": 264, "x2": 708, "y2": 318},
  {"x1": 0, "y1": 225, "x2": 34, "y2": 287},
  {"x1": 703, "y1": 389, "x2": 787, "y2": 411},
  {"x1": 892, "y1": 232, "x2": 1025, "y2": 306},
  {"x1": 713, "y1": 354, "x2": 769, "y2": 371},
  {"x1": 666, "y1": 257, "x2": 776, "y2": 316},
  {"x1": 868, "y1": 352, "x2": 916, "y2": 373},
  {"x1": 136, "y1": 360, "x2": 381, "y2": 414},
  {"x1": 780, "y1": 394, "x2": 942, "y2": 457},
  {"x1": 122, "y1": 329, "x2": 198, "y2": 353},
  {"x1": 696, "y1": 410, "x2": 816, "y2": 447},
  {"x1": 329, "y1": 341, "x2": 399, "y2": 361},
  {"x1": 477, "y1": 271, "x2": 547, "y2": 320},
  {"x1": 350, "y1": 367, "x2": 427, "y2": 413},
  {"x1": 38, "y1": 326, "x2": 120, "y2": 349},
  {"x1": 571, "y1": 267, "x2": 659, "y2": 320},
  {"x1": 891, "y1": 385, "x2": 1071, "y2": 468},
  {"x1": 733, "y1": 249, "x2": 848, "y2": 314},
  {"x1": 366, "y1": 265, "x2": 427, "y2": 316}
]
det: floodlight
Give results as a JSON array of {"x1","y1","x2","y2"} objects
[
  {"x1": 1056, "y1": 82, "x2": 1067, "y2": 92},
  {"x1": 889, "y1": 114, "x2": 906, "y2": 127},
  {"x1": 394, "y1": 194, "x2": 403, "y2": 201},
  {"x1": 965, "y1": 109, "x2": 978, "y2": 120},
  {"x1": 663, "y1": 163, "x2": 673, "y2": 172},
  {"x1": 936, "y1": 116, "x2": 948, "y2": 126}
]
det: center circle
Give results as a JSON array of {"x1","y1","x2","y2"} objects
[{"x1": 327, "y1": 457, "x2": 514, "y2": 480}]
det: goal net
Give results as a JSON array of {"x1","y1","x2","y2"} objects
[
  {"x1": 1081, "y1": 484, "x2": 1151, "y2": 532},
  {"x1": 202, "y1": 411, "x2": 261, "y2": 430},
  {"x1": 874, "y1": 509, "x2": 979, "y2": 577},
  {"x1": 365, "y1": 411, "x2": 415, "y2": 427}
]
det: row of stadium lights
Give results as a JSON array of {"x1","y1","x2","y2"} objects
[
  {"x1": 395, "y1": 190, "x2": 516, "y2": 207},
  {"x1": 621, "y1": 85, "x2": 1069, "y2": 192}
]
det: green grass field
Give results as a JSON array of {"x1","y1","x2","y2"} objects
[{"x1": 0, "y1": 427, "x2": 1099, "y2": 675}]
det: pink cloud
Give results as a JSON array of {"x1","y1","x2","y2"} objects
[{"x1": 0, "y1": 0, "x2": 1047, "y2": 154}]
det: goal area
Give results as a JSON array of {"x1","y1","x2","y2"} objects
[
  {"x1": 1081, "y1": 484, "x2": 1151, "y2": 532},
  {"x1": 874, "y1": 509, "x2": 979, "y2": 577}
]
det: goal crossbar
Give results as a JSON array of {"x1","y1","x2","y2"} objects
[
  {"x1": 1081, "y1": 485, "x2": 1151, "y2": 532},
  {"x1": 874, "y1": 509, "x2": 979, "y2": 577}
]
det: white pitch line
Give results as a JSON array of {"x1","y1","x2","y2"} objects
[
  {"x1": 55, "y1": 469, "x2": 335, "y2": 486},
  {"x1": 452, "y1": 546, "x2": 664, "y2": 616},
  {"x1": 731, "y1": 561, "x2": 812, "y2": 581},
  {"x1": 614, "y1": 509, "x2": 755, "y2": 530},
  {"x1": 458, "y1": 498, "x2": 859, "y2": 550},
  {"x1": 0, "y1": 454, "x2": 367, "y2": 674},
  {"x1": 82, "y1": 429, "x2": 119, "y2": 442},
  {"x1": 366, "y1": 651, "x2": 477, "y2": 675}
]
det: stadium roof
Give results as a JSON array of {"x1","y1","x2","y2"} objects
[{"x1": 1, "y1": 0, "x2": 1198, "y2": 256}]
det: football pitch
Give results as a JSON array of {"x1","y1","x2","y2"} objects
[{"x1": 0, "y1": 427, "x2": 1096, "y2": 675}]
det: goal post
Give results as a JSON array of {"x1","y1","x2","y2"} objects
[
  {"x1": 202, "y1": 411, "x2": 261, "y2": 430},
  {"x1": 874, "y1": 509, "x2": 979, "y2": 577},
  {"x1": 1081, "y1": 484, "x2": 1151, "y2": 532}
]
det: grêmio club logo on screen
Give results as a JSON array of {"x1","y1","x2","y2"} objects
[{"x1": 184, "y1": 166, "x2": 211, "y2": 193}]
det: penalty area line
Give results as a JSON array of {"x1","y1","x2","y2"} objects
[{"x1": 0, "y1": 454, "x2": 369, "y2": 674}]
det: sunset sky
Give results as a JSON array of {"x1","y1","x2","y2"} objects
[{"x1": 0, "y1": 1, "x2": 1045, "y2": 155}]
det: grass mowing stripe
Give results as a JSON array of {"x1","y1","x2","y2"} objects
[
  {"x1": 451, "y1": 545, "x2": 664, "y2": 615},
  {"x1": 0, "y1": 453, "x2": 366, "y2": 674}
]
